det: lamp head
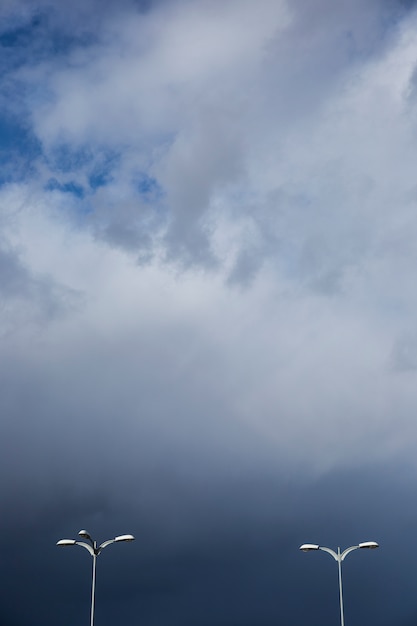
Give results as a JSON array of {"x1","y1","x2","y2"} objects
[
  {"x1": 299, "y1": 544, "x2": 320, "y2": 552},
  {"x1": 359, "y1": 541, "x2": 379, "y2": 549},
  {"x1": 57, "y1": 539, "x2": 76, "y2": 546},
  {"x1": 114, "y1": 534, "x2": 135, "y2": 542},
  {"x1": 78, "y1": 530, "x2": 92, "y2": 540}
]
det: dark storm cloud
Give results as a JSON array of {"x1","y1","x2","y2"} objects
[
  {"x1": 0, "y1": 462, "x2": 415, "y2": 626},
  {"x1": 0, "y1": 212, "x2": 415, "y2": 626},
  {"x1": 0, "y1": 268, "x2": 414, "y2": 626}
]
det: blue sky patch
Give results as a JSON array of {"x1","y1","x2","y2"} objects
[
  {"x1": 0, "y1": 113, "x2": 41, "y2": 185},
  {"x1": 88, "y1": 152, "x2": 120, "y2": 190},
  {"x1": 0, "y1": 11, "x2": 98, "y2": 67},
  {"x1": 0, "y1": 15, "x2": 44, "y2": 48},
  {"x1": 45, "y1": 178, "x2": 85, "y2": 198},
  {"x1": 135, "y1": 173, "x2": 164, "y2": 202},
  {"x1": 46, "y1": 144, "x2": 96, "y2": 174}
]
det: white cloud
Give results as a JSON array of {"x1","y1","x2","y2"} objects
[
  {"x1": 1, "y1": 180, "x2": 417, "y2": 491},
  {"x1": 2, "y1": 0, "x2": 417, "y2": 499}
]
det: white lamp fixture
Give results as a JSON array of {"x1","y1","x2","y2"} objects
[
  {"x1": 299, "y1": 541, "x2": 379, "y2": 626},
  {"x1": 57, "y1": 530, "x2": 135, "y2": 626}
]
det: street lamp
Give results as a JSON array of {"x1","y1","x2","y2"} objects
[
  {"x1": 299, "y1": 541, "x2": 379, "y2": 626},
  {"x1": 57, "y1": 530, "x2": 135, "y2": 626}
]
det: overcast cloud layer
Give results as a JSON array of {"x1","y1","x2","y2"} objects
[{"x1": 1, "y1": 1, "x2": 417, "y2": 625}]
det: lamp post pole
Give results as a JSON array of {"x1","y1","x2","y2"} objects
[
  {"x1": 337, "y1": 547, "x2": 344, "y2": 626},
  {"x1": 90, "y1": 544, "x2": 97, "y2": 626},
  {"x1": 57, "y1": 530, "x2": 135, "y2": 626},
  {"x1": 299, "y1": 541, "x2": 379, "y2": 626}
]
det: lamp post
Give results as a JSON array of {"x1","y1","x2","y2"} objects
[
  {"x1": 57, "y1": 529, "x2": 135, "y2": 626},
  {"x1": 299, "y1": 541, "x2": 379, "y2": 626}
]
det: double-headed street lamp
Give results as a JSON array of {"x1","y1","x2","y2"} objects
[
  {"x1": 57, "y1": 529, "x2": 135, "y2": 626},
  {"x1": 299, "y1": 541, "x2": 379, "y2": 626}
]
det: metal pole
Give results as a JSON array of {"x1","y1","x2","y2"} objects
[
  {"x1": 90, "y1": 551, "x2": 97, "y2": 626},
  {"x1": 337, "y1": 547, "x2": 345, "y2": 626}
]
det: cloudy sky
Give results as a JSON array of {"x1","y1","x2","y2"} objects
[{"x1": 2, "y1": 0, "x2": 417, "y2": 624}]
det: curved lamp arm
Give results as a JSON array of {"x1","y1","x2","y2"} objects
[
  {"x1": 57, "y1": 539, "x2": 95, "y2": 557},
  {"x1": 98, "y1": 539, "x2": 115, "y2": 552},
  {"x1": 98, "y1": 534, "x2": 135, "y2": 553},
  {"x1": 340, "y1": 545, "x2": 359, "y2": 561},
  {"x1": 299, "y1": 544, "x2": 342, "y2": 561},
  {"x1": 319, "y1": 546, "x2": 339, "y2": 561}
]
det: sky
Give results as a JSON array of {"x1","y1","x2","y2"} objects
[{"x1": 2, "y1": 0, "x2": 417, "y2": 624}]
